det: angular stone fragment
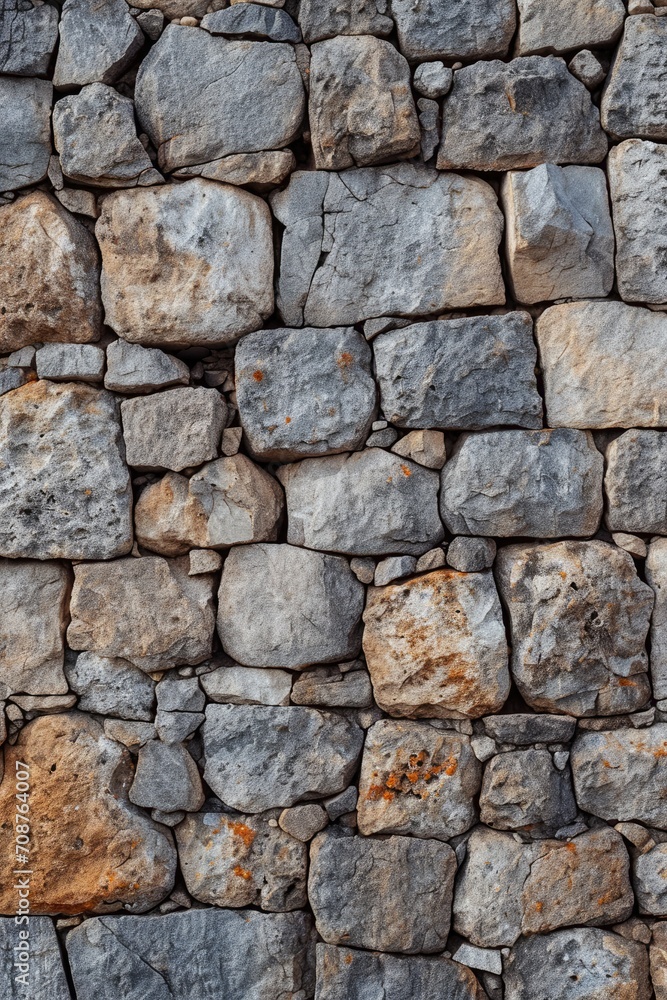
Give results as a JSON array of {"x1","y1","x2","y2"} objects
[
  {"x1": 363, "y1": 570, "x2": 509, "y2": 719},
  {"x1": 298, "y1": 0, "x2": 393, "y2": 44},
  {"x1": 97, "y1": 179, "x2": 273, "y2": 347},
  {"x1": 121, "y1": 387, "x2": 226, "y2": 472},
  {"x1": 272, "y1": 165, "x2": 504, "y2": 328},
  {"x1": 309, "y1": 829, "x2": 455, "y2": 954},
  {"x1": 0, "y1": 76, "x2": 51, "y2": 191},
  {"x1": 374, "y1": 313, "x2": 541, "y2": 430},
  {"x1": 0, "y1": 0, "x2": 59, "y2": 76},
  {"x1": 0, "y1": 916, "x2": 70, "y2": 999},
  {"x1": 178, "y1": 149, "x2": 295, "y2": 190},
  {"x1": 392, "y1": 430, "x2": 447, "y2": 470},
  {"x1": 235, "y1": 326, "x2": 376, "y2": 461},
  {"x1": 53, "y1": 0, "x2": 143, "y2": 89},
  {"x1": 53, "y1": 84, "x2": 160, "y2": 189},
  {"x1": 0, "y1": 713, "x2": 176, "y2": 914},
  {"x1": 66, "y1": 652, "x2": 155, "y2": 721},
  {"x1": 502, "y1": 164, "x2": 614, "y2": 303},
  {"x1": 569, "y1": 49, "x2": 606, "y2": 90},
  {"x1": 0, "y1": 381, "x2": 132, "y2": 560},
  {"x1": 571, "y1": 725, "x2": 667, "y2": 828},
  {"x1": 652, "y1": 923, "x2": 667, "y2": 1000},
  {"x1": 105, "y1": 339, "x2": 189, "y2": 393},
  {"x1": 357, "y1": 720, "x2": 481, "y2": 840},
  {"x1": 135, "y1": 26, "x2": 305, "y2": 171},
  {"x1": 537, "y1": 301, "x2": 667, "y2": 428},
  {"x1": 156, "y1": 673, "x2": 204, "y2": 712},
  {"x1": 608, "y1": 140, "x2": 667, "y2": 305},
  {"x1": 606, "y1": 431, "x2": 667, "y2": 534},
  {"x1": 483, "y1": 714, "x2": 577, "y2": 745},
  {"x1": 517, "y1": 0, "x2": 625, "y2": 54},
  {"x1": 201, "y1": 4, "x2": 301, "y2": 41},
  {"x1": 280, "y1": 450, "x2": 443, "y2": 556},
  {"x1": 414, "y1": 61, "x2": 453, "y2": 98},
  {"x1": 218, "y1": 544, "x2": 364, "y2": 668},
  {"x1": 203, "y1": 704, "x2": 364, "y2": 811},
  {"x1": 201, "y1": 664, "x2": 292, "y2": 706},
  {"x1": 290, "y1": 665, "x2": 372, "y2": 708},
  {"x1": 279, "y1": 804, "x2": 328, "y2": 842},
  {"x1": 66, "y1": 909, "x2": 316, "y2": 999},
  {"x1": 132, "y1": 0, "x2": 207, "y2": 17},
  {"x1": 390, "y1": 0, "x2": 515, "y2": 60},
  {"x1": 448, "y1": 537, "x2": 496, "y2": 573},
  {"x1": 438, "y1": 58, "x2": 607, "y2": 171},
  {"x1": 68, "y1": 556, "x2": 216, "y2": 671},
  {"x1": 373, "y1": 554, "x2": 416, "y2": 586},
  {"x1": 480, "y1": 749, "x2": 577, "y2": 836},
  {"x1": 601, "y1": 15, "x2": 667, "y2": 140},
  {"x1": 634, "y1": 844, "x2": 667, "y2": 916},
  {"x1": 441, "y1": 429, "x2": 603, "y2": 538},
  {"x1": 129, "y1": 740, "x2": 204, "y2": 813},
  {"x1": 35, "y1": 343, "x2": 105, "y2": 383},
  {"x1": 647, "y1": 540, "x2": 667, "y2": 701},
  {"x1": 176, "y1": 810, "x2": 307, "y2": 910}
]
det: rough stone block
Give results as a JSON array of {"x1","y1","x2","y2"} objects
[
  {"x1": 480, "y1": 749, "x2": 578, "y2": 837},
  {"x1": 390, "y1": 0, "x2": 516, "y2": 61},
  {"x1": 605, "y1": 431, "x2": 667, "y2": 534},
  {"x1": 601, "y1": 15, "x2": 667, "y2": 140},
  {"x1": 121, "y1": 387, "x2": 226, "y2": 472},
  {"x1": 517, "y1": 0, "x2": 625, "y2": 54},
  {"x1": 0, "y1": 76, "x2": 52, "y2": 191},
  {"x1": 53, "y1": 0, "x2": 143, "y2": 88}
]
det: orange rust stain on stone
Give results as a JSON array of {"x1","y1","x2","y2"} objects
[
  {"x1": 285, "y1": 416, "x2": 291, "y2": 423},
  {"x1": 344, "y1": 954, "x2": 353, "y2": 965},
  {"x1": 233, "y1": 866, "x2": 252, "y2": 880},
  {"x1": 534, "y1": 901, "x2": 543, "y2": 912},
  {"x1": 617, "y1": 678, "x2": 636, "y2": 687},
  {"x1": 400, "y1": 465, "x2": 412, "y2": 477},
  {"x1": 252, "y1": 370, "x2": 264, "y2": 382},
  {"x1": 565, "y1": 842, "x2": 577, "y2": 854},
  {"x1": 226, "y1": 820, "x2": 256, "y2": 848},
  {"x1": 337, "y1": 352, "x2": 353, "y2": 369}
]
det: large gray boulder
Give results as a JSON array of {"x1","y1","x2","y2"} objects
[
  {"x1": 605, "y1": 431, "x2": 667, "y2": 534},
  {"x1": 0, "y1": 0, "x2": 59, "y2": 76},
  {"x1": 53, "y1": 0, "x2": 143, "y2": 89},
  {"x1": 271, "y1": 164, "x2": 504, "y2": 328},
  {"x1": 480, "y1": 749, "x2": 578, "y2": 837},
  {"x1": 0, "y1": 917, "x2": 70, "y2": 1000},
  {"x1": 299, "y1": 0, "x2": 393, "y2": 44},
  {"x1": 647, "y1": 539, "x2": 667, "y2": 701},
  {"x1": 601, "y1": 15, "x2": 667, "y2": 141},
  {"x1": 121, "y1": 387, "x2": 226, "y2": 472},
  {"x1": 516, "y1": 0, "x2": 625, "y2": 55},
  {"x1": 374, "y1": 313, "x2": 541, "y2": 430},
  {"x1": 389, "y1": 0, "x2": 516, "y2": 60},
  {"x1": 441, "y1": 429, "x2": 603, "y2": 538},
  {"x1": 0, "y1": 76, "x2": 51, "y2": 190}
]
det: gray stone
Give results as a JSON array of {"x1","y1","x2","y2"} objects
[
  {"x1": 417, "y1": 96, "x2": 439, "y2": 161},
  {"x1": 350, "y1": 556, "x2": 376, "y2": 584},
  {"x1": 176, "y1": 149, "x2": 296, "y2": 191},
  {"x1": 279, "y1": 450, "x2": 443, "y2": 557},
  {"x1": 309, "y1": 35, "x2": 419, "y2": 170},
  {"x1": 635, "y1": 844, "x2": 667, "y2": 915},
  {"x1": 0, "y1": 381, "x2": 132, "y2": 560},
  {"x1": 235, "y1": 326, "x2": 376, "y2": 462},
  {"x1": 447, "y1": 537, "x2": 497, "y2": 573},
  {"x1": 291, "y1": 665, "x2": 372, "y2": 708},
  {"x1": 156, "y1": 673, "x2": 204, "y2": 712},
  {"x1": 517, "y1": 0, "x2": 625, "y2": 54},
  {"x1": 53, "y1": 84, "x2": 160, "y2": 189},
  {"x1": 35, "y1": 343, "x2": 105, "y2": 383},
  {"x1": 309, "y1": 829, "x2": 456, "y2": 954},
  {"x1": 414, "y1": 61, "x2": 453, "y2": 98},
  {"x1": 103, "y1": 719, "x2": 156, "y2": 748},
  {"x1": 390, "y1": 0, "x2": 516, "y2": 60},
  {"x1": 652, "y1": 924, "x2": 667, "y2": 1000},
  {"x1": 65, "y1": 652, "x2": 155, "y2": 720},
  {"x1": 480, "y1": 749, "x2": 578, "y2": 836},
  {"x1": 0, "y1": 76, "x2": 51, "y2": 191},
  {"x1": 606, "y1": 431, "x2": 667, "y2": 533},
  {"x1": 451, "y1": 944, "x2": 502, "y2": 975},
  {"x1": 279, "y1": 803, "x2": 328, "y2": 842},
  {"x1": 135, "y1": 26, "x2": 305, "y2": 171},
  {"x1": 502, "y1": 164, "x2": 614, "y2": 303},
  {"x1": 438, "y1": 57, "x2": 607, "y2": 171},
  {"x1": 202, "y1": 4, "x2": 300, "y2": 40},
  {"x1": 121, "y1": 387, "x2": 226, "y2": 471},
  {"x1": 601, "y1": 15, "x2": 667, "y2": 140},
  {"x1": 0, "y1": 0, "x2": 58, "y2": 76},
  {"x1": 155, "y1": 710, "x2": 203, "y2": 744},
  {"x1": 392, "y1": 431, "x2": 447, "y2": 470},
  {"x1": 647, "y1": 540, "x2": 667, "y2": 700},
  {"x1": 374, "y1": 555, "x2": 417, "y2": 586},
  {"x1": 55, "y1": 187, "x2": 98, "y2": 218},
  {"x1": 324, "y1": 787, "x2": 358, "y2": 822},
  {"x1": 374, "y1": 313, "x2": 541, "y2": 430},
  {"x1": 136, "y1": 9, "x2": 164, "y2": 40},
  {"x1": 483, "y1": 714, "x2": 577, "y2": 745},
  {"x1": 201, "y1": 664, "x2": 292, "y2": 706},
  {"x1": 571, "y1": 725, "x2": 667, "y2": 828},
  {"x1": 569, "y1": 49, "x2": 607, "y2": 90},
  {"x1": 365, "y1": 426, "x2": 398, "y2": 449},
  {"x1": 0, "y1": 916, "x2": 70, "y2": 999},
  {"x1": 298, "y1": 0, "x2": 392, "y2": 44},
  {"x1": 97, "y1": 179, "x2": 274, "y2": 347},
  {"x1": 53, "y1": 0, "x2": 143, "y2": 88},
  {"x1": 202, "y1": 704, "x2": 364, "y2": 811},
  {"x1": 129, "y1": 739, "x2": 204, "y2": 812},
  {"x1": 441, "y1": 429, "x2": 603, "y2": 538},
  {"x1": 132, "y1": 0, "x2": 207, "y2": 16},
  {"x1": 105, "y1": 339, "x2": 190, "y2": 393},
  {"x1": 271, "y1": 164, "x2": 504, "y2": 328},
  {"x1": 66, "y1": 909, "x2": 316, "y2": 1000},
  {"x1": 537, "y1": 301, "x2": 667, "y2": 429},
  {"x1": 218, "y1": 544, "x2": 364, "y2": 668}
]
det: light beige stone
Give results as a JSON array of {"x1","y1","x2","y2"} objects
[
  {"x1": 517, "y1": 0, "x2": 626, "y2": 54},
  {"x1": 121, "y1": 387, "x2": 227, "y2": 472}
]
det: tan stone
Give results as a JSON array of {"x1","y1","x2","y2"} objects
[
  {"x1": 177, "y1": 150, "x2": 296, "y2": 191},
  {"x1": 651, "y1": 922, "x2": 667, "y2": 1000}
]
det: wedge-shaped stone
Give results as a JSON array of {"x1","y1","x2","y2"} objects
[
  {"x1": 0, "y1": 916, "x2": 70, "y2": 1000},
  {"x1": 601, "y1": 15, "x2": 667, "y2": 141},
  {"x1": 68, "y1": 556, "x2": 216, "y2": 671},
  {"x1": 480, "y1": 749, "x2": 577, "y2": 837},
  {"x1": 201, "y1": 5, "x2": 301, "y2": 41},
  {"x1": 53, "y1": 0, "x2": 143, "y2": 88},
  {"x1": 363, "y1": 569, "x2": 509, "y2": 719},
  {"x1": 374, "y1": 313, "x2": 541, "y2": 429},
  {"x1": 537, "y1": 301, "x2": 667, "y2": 428},
  {"x1": 496, "y1": 541, "x2": 653, "y2": 717},
  {"x1": 176, "y1": 149, "x2": 295, "y2": 190},
  {"x1": 203, "y1": 704, "x2": 364, "y2": 812},
  {"x1": 97, "y1": 179, "x2": 273, "y2": 347},
  {"x1": 66, "y1": 652, "x2": 156, "y2": 721},
  {"x1": 606, "y1": 431, "x2": 667, "y2": 534},
  {"x1": 121, "y1": 387, "x2": 226, "y2": 472},
  {"x1": 0, "y1": 76, "x2": 51, "y2": 191},
  {"x1": 441, "y1": 429, "x2": 603, "y2": 538},
  {"x1": 0, "y1": 0, "x2": 59, "y2": 76},
  {"x1": 0, "y1": 191, "x2": 101, "y2": 352},
  {"x1": 517, "y1": 0, "x2": 625, "y2": 55},
  {"x1": 104, "y1": 339, "x2": 189, "y2": 394},
  {"x1": 438, "y1": 57, "x2": 607, "y2": 171},
  {"x1": 0, "y1": 381, "x2": 132, "y2": 560},
  {"x1": 279, "y1": 450, "x2": 443, "y2": 556},
  {"x1": 271, "y1": 164, "x2": 504, "y2": 327},
  {"x1": 135, "y1": 25, "x2": 305, "y2": 171},
  {"x1": 235, "y1": 326, "x2": 376, "y2": 461},
  {"x1": 299, "y1": 0, "x2": 393, "y2": 44},
  {"x1": 129, "y1": 740, "x2": 204, "y2": 813},
  {"x1": 390, "y1": 0, "x2": 516, "y2": 60},
  {"x1": 647, "y1": 540, "x2": 667, "y2": 701}
]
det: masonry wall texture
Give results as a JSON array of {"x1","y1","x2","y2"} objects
[{"x1": 1, "y1": 0, "x2": 667, "y2": 997}]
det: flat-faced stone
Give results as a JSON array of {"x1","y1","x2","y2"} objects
[
  {"x1": 105, "y1": 339, "x2": 189, "y2": 394},
  {"x1": 0, "y1": 713, "x2": 176, "y2": 914},
  {"x1": 569, "y1": 48, "x2": 606, "y2": 90},
  {"x1": 309, "y1": 829, "x2": 456, "y2": 954},
  {"x1": 271, "y1": 164, "x2": 504, "y2": 328},
  {"x1": 235, "y1": 326, "x2": 376, "y2": 462},
  {"x1": 121, "y1": 387, "x2": 226, "y2": 472},
  {"x1": 647, "y1": 540, "x2": 667, "y2": 701},
  {"x1": 441, "y1": 429, "x2": 603, "y2": 538},
  {"x1": 129, "y1": 739, "x2": 204, "y2": 813},
  {"x1": 634, "y1": 844, "x2": 667, "y2": 916},
  {"x1": 279, "y1": 803, "x2": 328, "y2": 842},
  {"x1": 0, "y1": 381, "x2": 132, "y2": 560},
  {"x1": 483, "y1": 714, "x2": 577, "y2": 745},
  {"x1": 96, "y1": 179, "x2": 273, "y2": 347},
  {"x1": 653, "y1": 924, "x2": 667, "y2": 1000},
  {"x1": 517, "y1": 0, "x2": 625, "y2": 54},
  {"x1": 374, "y1": 312, "x2": 541, "y2": 430},
  {"x1": 0, "y1": 191, "x2": 101, "y2": 352},
  {"x1": 178, "y1": 149, "x2": 295, "y2": 191},
  {"x1": 0, "y1": 76, "x2": 51, "y2": 191},
  {"x1": 606, "y1": 431, "x2": 667, "y2": 534},
  {"x1": 68, "y1": 556, "x2": 216, "y2": 671},
  {"x1": 290, "y1": 665, "x2": 372, "y2": 708},
  {"x1": 65, "y1": 652, "x2": 155, "y2": 721},
  {"x1": 53, "y1": 0, "x2": 143, "y2": 88},
  {"x1": 537, "y1": 301, "x2": 667, "y2": 428},
  {"x1": 363, "y1": 569, "x2": 510, "y2": 719},
  {"x1": 201, "y1": 4, "x2": 301, "y2": 41},
  {"x1": 0, "y1": 916, "x2": 70, "y2": 999},
  {"x1": 202, "y1": 704, "x2": 364, "y2": 811},
  {"x1": 0, "y1": 0, "x2": 59, "y2": 76},
  {"x1": 447, "y1": 537, "x2": 496, "y2": 573},
  {"x1": 299, "y1": 0, "x2": 393, "y2": 44},
  {"x1": 480, "y1": 749, "x2": 577, "y2": 836},
  {"x1": 135, "y1": 26, "x2": 305, "y2": 171},
  {"x1": 390, "y1": 0, "x2": 515, "y2": 60},
  {"x1": 357, "y1": 720, "x2": 482, "y2": 840},
  {"x1": 601, "y1": 15, "x2": 667, "y2": 141},
  {"x1": 201, "y1": 664, "x2": 292, "y2": 706},
  {"x1": 438, "y1": 57, "x2": 607, "y2": 171},
  {"x1": 218, "y1": 544, "x2": 364, "y2": 668},
  {"x1": 35, "y1": 344, "x2": 105, "y2": 383}
]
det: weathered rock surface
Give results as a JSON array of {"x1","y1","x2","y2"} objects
[
  {"x1": 390, "y1": 0, "x2": 516, "y2": 61},
  {"x1": 448, "y1": 537, "x2": 496, "y2": 573},
  {"x1": 438, "y1": 57, "x2": 607, "y2": 171},
  {"x1": 441, "y1": 430, "x2": 603, "y2": 538},
  {"x1": 201, "y1": 664, "x2": 292, "y2": 706},
  {"x1": 480, "y1": 749, "x2": 578, "y2": 836},
  {"x1": 201, "y1": 4, "x2": 301, "y2": 41},
  {"x1": 218, "y1": 543, "x2": 364, "y2": 668},
  {"x1": 605, "y1": 431, "x2": 667, "y2": 534},
  {"x1": 235, "y1": 326, "x2": 376, "y2": 461},
  {"x1": 53, "y1": 0, "x2": 143, "y2": 89},
  {"x1": 105, "y1": 339, "x2": 189, "y2": 394},
  {"x1": 601, "y1": 15, "x2": 667, "y2": 141},
  {"x1": 309, "y1": 829, "x2": 456, "y2": 954},
  {"x1": 203, "y1": 704, "x2": 364, "y2": 811},
  {"x1": 0, "y1": 76, "x2": 52, "y2": 191},
  {"x1": 271, "y1": 165, "x2": 504, "y2": 328},
  {"x1": 0, "y1": 381, "x2": 132, "y2": 560},
  {"x1": 0, "y1": 0, "x2": 59, "y2": 76},
  {"x1": 569, "y1": 48, "x2": 606, "y2": 90},
  {"x1": 121, "y1": 387, "x2": 226, "y2": 471},
  {"x1": 374, "y1": 313, "x2": 542, "y2": 430},
  {"x1": 66, "y1": 652, "x2": 155, "y2": 721},
  {"x1": 647, "y1": 540, "x2": 667, "y2": 701},
  {"x1": 35, "y1": 343, "x2": 105, "y2": 383},
  {"x1": 299, "y1": 0, "x2": 393, "y2": 44},
  {"x1": 129, "y1": 739, "x2": 204, "y2": 813},
  {"x1": 634, "y1": 844, "x2": 667, "y2": 916},
  {"x1": 0, "y1": 916, "x2": 70, "y2": 999},
  {"x1": 363, "y1": 570, "x2": 510, "y2": 719},
  {"x1": 290, "y1": 664, "x2": 372, "y2": 708},
  {"x1": 135, "y1": 26, "x2": 305, "y2": 171},
  {"x1": 176, "y1": 149, "x2": 296, "y2": 191},
  {"x1": 483, "y1": 714, "x2": 576, "y2": 745},
  {"x1": 68, "y1": 556, "x2": 216, "y2": 671},
  {"x1": 517, "y1": 0, "x2": 625, "y2": 55},
  {"x1": 651, "y1": 922, "x2": 667, "y2": 1000},
  {"x1": 0, "y1": 191, "x2": 101, "y2": 352},
  {"x1": 413, "y1": 61, "x2": 453, "y2": 99},
  {"x1": 537, "y1": 301, "x2": 667, "y2": 428},
  {"x1": 96, "y1": 179, "x2": 274, "y2": 347}
]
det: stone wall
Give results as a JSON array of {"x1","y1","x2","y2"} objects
[{"x1": 1, "y1": 0, "x2": 667, "y2": 997}]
